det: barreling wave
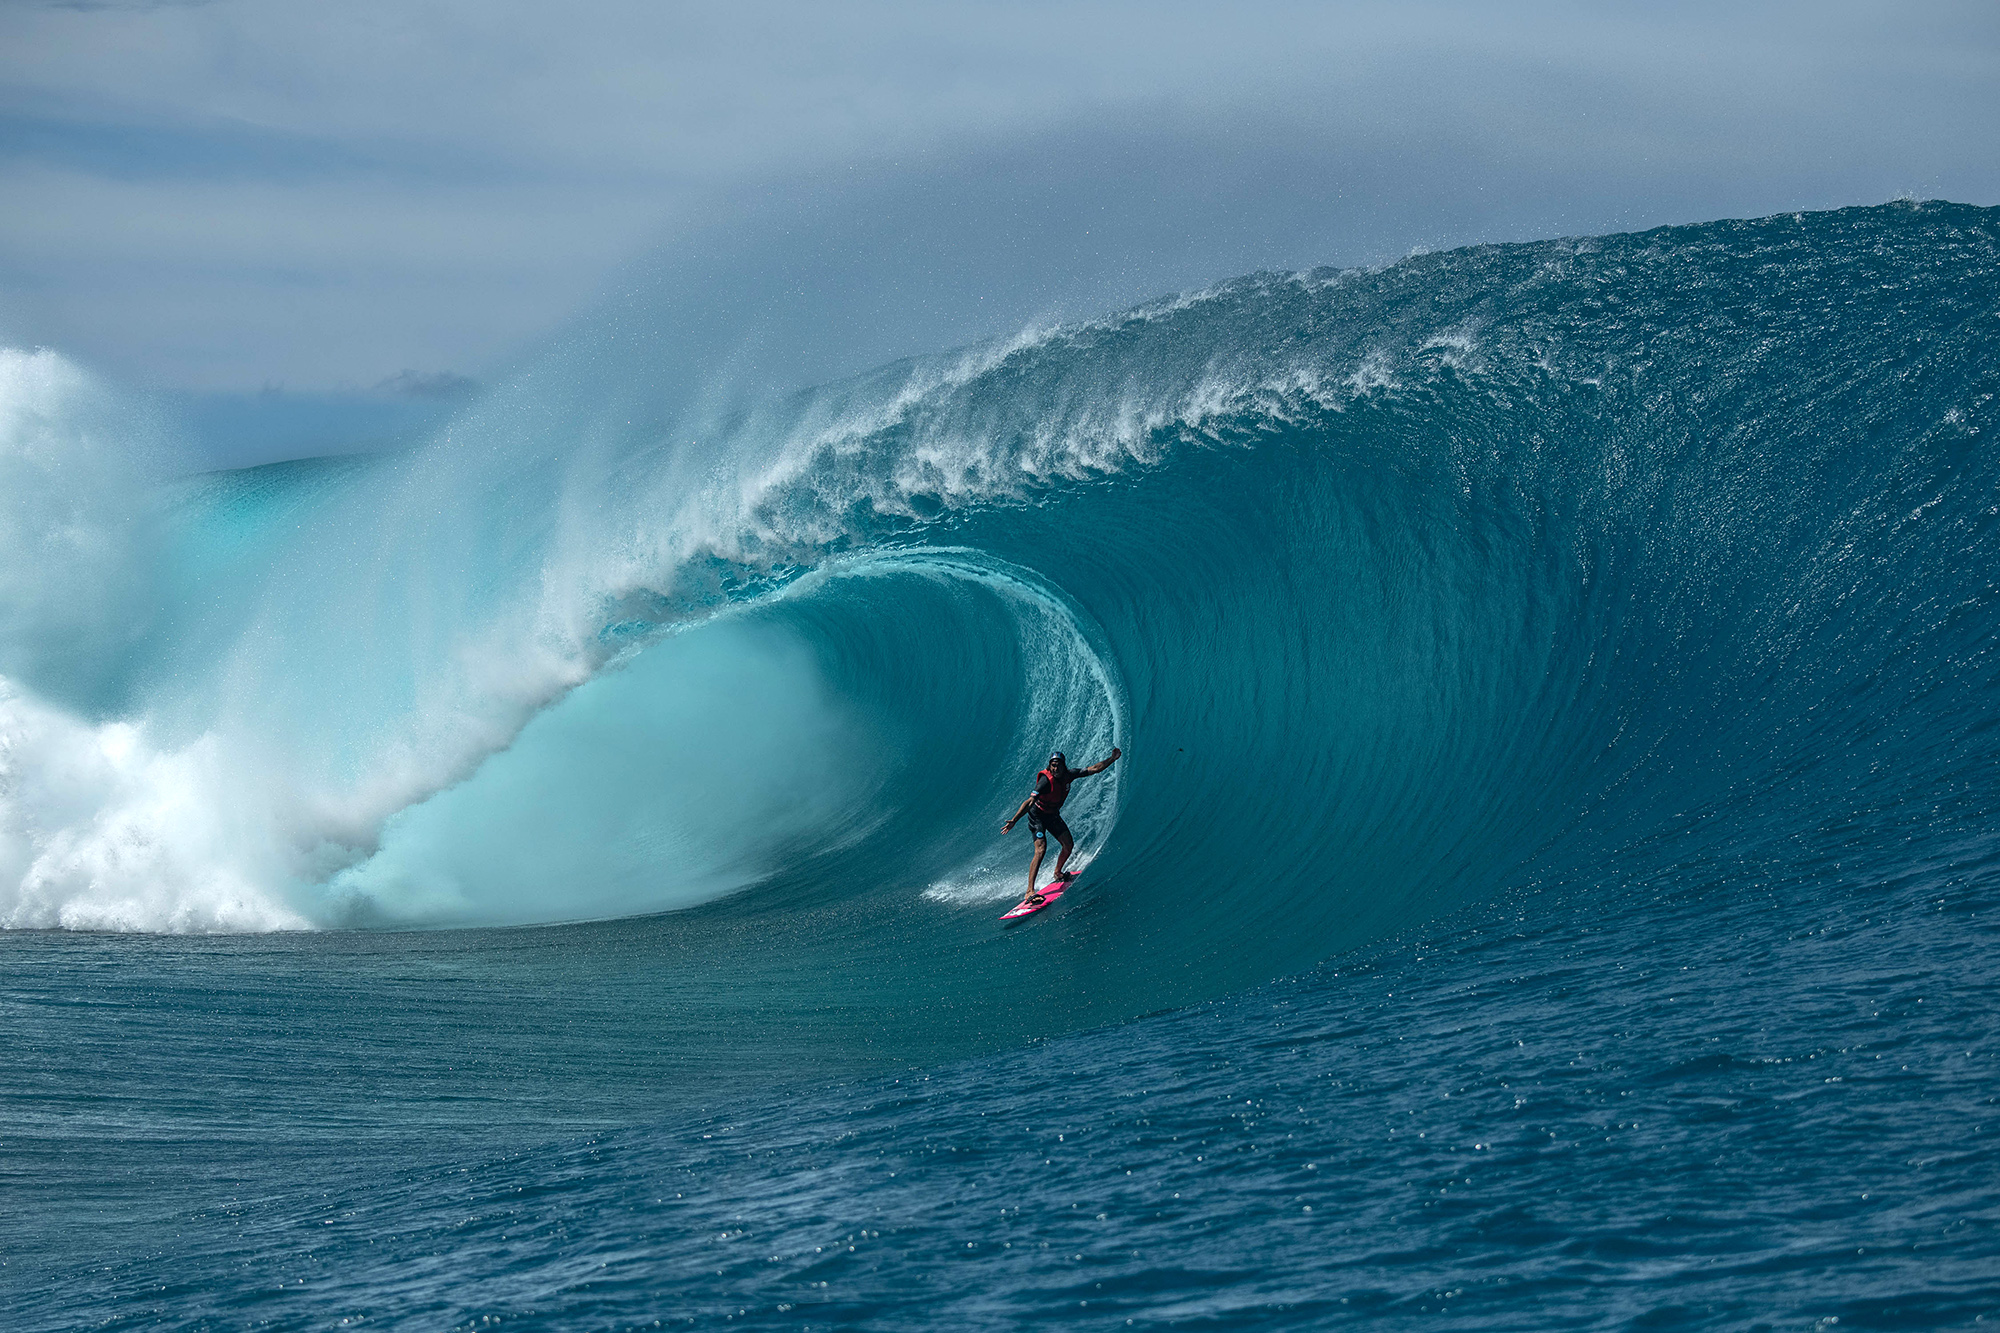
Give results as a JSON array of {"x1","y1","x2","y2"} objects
[{"x1": 2, "y1": 201, "x2": 1996, "y2": 1030}]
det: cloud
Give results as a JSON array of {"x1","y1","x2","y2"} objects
[
  {"x1": 0, "y1": 0, "x2": 1994, "y2": 406},
  {"x1": 37, "y1": 1, "x2": 222, "y2": 13},
  {"x1": 374, "y1": 369, "x2": 477, "y2": 399}
]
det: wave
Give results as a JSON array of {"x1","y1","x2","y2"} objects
[{"x1": 2, "y1": 201, "x2": 1996, "y2": 1027}]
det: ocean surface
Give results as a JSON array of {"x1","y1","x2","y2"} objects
[{"x1": 3, "y1": 201, "x2": 1998, "y2": 1328}]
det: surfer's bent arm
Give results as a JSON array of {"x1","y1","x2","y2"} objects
[{"x1": 1076, "y1": 747, "x2": 1123, "y2": 777}]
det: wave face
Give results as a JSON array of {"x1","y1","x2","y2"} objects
[{"x1": 2, "y1": 202, "x2": 1997, "y2": 1031}]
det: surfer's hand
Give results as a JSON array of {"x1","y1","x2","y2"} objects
[
  {"x1": 1002, "y1": 819, "x2": 1014, "y2": 833},
  {"x1": 1110, "y1": 747, "x2": 1122, "y2": 761}
]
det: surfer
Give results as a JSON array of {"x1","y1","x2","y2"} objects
[{"x1": 1002, "y1": 747, "x2": 1121, "y2": 907}]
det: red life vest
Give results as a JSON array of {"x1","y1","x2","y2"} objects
[{"x1": 1035, "y1": 767, "x2": 1074, "y2": 814}]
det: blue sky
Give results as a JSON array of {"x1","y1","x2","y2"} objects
[{"x1": 2, "y1": 0, "x2": 1994, "y2": 451}]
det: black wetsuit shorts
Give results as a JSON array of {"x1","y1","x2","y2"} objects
[{"x1": 1027, "y1": 805, "x2": 1071, "y2": 841}]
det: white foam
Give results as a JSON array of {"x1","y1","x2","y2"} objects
[
  {"x1": 923, "y1": 858, "x2": 1092, "y2": 907},
  {"x1": 0, "y1": 681, "x2": 309, "y2": 931}
]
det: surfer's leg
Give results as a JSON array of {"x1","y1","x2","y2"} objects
[
  {"x1": 1049, "y1": 814, "x2": 1076, "y2": 880},
  {"x1": 1026, "y1": 834, "x2": 1047, "y2": 901}
]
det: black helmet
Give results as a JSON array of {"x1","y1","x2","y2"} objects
[{"x1": 1048, "y1": 751, "x2": 1066, "y2": 767}]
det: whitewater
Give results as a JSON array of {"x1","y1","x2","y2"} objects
[{"x1": 3, "y1": 202, "x2": 1997, "y2": 1329}]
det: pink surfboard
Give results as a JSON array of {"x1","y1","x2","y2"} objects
[{"x1": 1000, "y1": 874, "x2": 1075, "y2": 920}]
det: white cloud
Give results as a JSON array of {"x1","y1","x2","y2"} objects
[{"x1": 1, "y1": 0, "x2": 1994, "y2": 398}]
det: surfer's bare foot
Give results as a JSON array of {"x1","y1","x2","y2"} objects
[{"x1": 1023, "y1": 893, "x2": 1045, "y2": 907}]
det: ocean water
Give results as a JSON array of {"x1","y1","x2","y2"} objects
[{"x1": 3, "y1": 201, "x2": 1998, "y2": 1328}]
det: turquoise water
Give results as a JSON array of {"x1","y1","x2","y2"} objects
[{"x1": 3, "y1": 202, "x2": 1997, "y2": 1327}]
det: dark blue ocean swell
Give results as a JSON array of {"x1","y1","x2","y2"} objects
[
  {"x1": 469, "y1": 200, "x2": 1998, "y2": 994},
  {"x1": 688, "y1": 197, "x2": 2000, "y2": 1029},
  {"x1": 6, "y1": 797, "x2": 1995, "y2": 1330}
]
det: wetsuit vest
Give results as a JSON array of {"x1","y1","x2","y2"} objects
[{"x1": 1035, "y1": 767, "x2": 1075, "y2": 815}]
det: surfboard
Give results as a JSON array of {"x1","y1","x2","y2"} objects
[{"x1": 1000, "y1": 874, "x2": 1074, "y2": 920}]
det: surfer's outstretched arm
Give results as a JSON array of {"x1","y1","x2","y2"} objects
[
  {"x1": 1074, "y1": 746, "x2": 1123, "y2": 778},
  {"x1": 1002, "y1": 795, "x2": 1035, "y2": 832}
]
